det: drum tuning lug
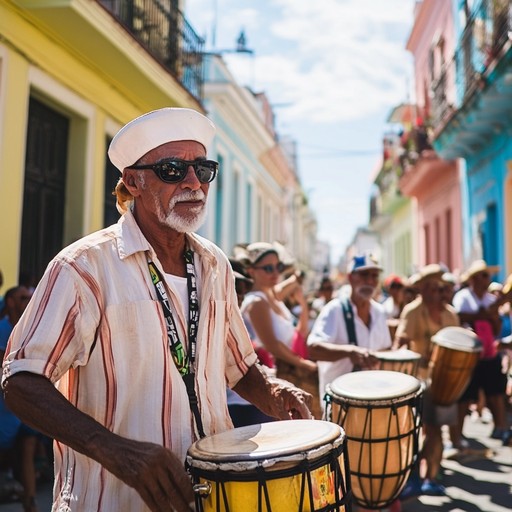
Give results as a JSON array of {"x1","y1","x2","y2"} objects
[{"x1": 193, "y1": 482, "x2": 212, "y2": 497}]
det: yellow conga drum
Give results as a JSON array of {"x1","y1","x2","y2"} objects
[
  {"x1": 325, "y1": 371, "x2": 423, "y2": 510},
  {"x1": 186, "y1": 419, "x2": 351, "y2": 512},
  {"x1": 375, "y1": 349, "x2": 422, "y2": 376},
  {"x1": 429, "y1": 326, "x2": 483, "y2": 406}
]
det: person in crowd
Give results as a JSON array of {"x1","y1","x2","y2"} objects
[
  {"x1": 307, "y1": 253, "x2": 391, "y2": 408},
  {"x1": 236, "y1": 242, "x2": 321, "y2": 418},
  {"x1": 403, "y1": 274, "x2": 420, "y2": 306},
  {"x1": 311, "y1": 276, "x2": 335, "y2": 316},
  {"x1": 488, "y1": 281, "x2": 512, "y2": 338},
  {"x1": 225, "y1": 259, "x2": 275, "y2": 427},
  {"x1": 0, "y1": 286, "x2": 39, "y2": 512},
  {"x1": 394, "y1": 264, "x2": 460, "y2": 497},
  {"x1": 382, "y1": 273, "x2": 405, "y2": 319},
  {"x1": 440, "y1": 272, "x2": 458, "y2": 306},
  {"x1": 382, "y1": 273, "x2": 405, "y2": 340},
  {"x1": 1, "y1": 108, "x2": 312, "y2": 512},
  {"x1": 452, "y1": 260, "x2": 512, "y2": 446}
]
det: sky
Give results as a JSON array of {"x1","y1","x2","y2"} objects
[{"x1": 185, "y1": 0, "x2": 417, "y2": 262}]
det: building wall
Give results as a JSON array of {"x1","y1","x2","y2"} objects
[
  {"x1": 465, "y1": 134, "x2": 512, "y2": 280},
  {"x1": 0, "y1": 0, "x2": 202, "y2": 288},
  {"x1": 402, "y1": 0, "x2": 463, "y2": 275},
  {"x1": 201, "y1": 54, "x2": 317, "y2": 270}
]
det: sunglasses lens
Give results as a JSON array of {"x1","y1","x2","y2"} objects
[
  {"x1": 195, "y1": 162, "x2": 217, "y2": 183},
  {"x1": 156, "y1": 160, "x2": 217, "y2": 184},
  {"x1": 157, "y1": 161, "x2": 187, "y2": 182},
  {"x1": 259, "y1": 263, "x2": 284, "y2": 274}
]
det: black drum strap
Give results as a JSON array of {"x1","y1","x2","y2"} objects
[{"x1": 341, "y1": 296, "x2": 358, "y2": 345}]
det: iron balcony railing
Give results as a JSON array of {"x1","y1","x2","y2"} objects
[
  {"x1": 430, "y1": 0, "x2": 511, "y2": 130},
  {"x1": 99, "y1": 0, "x2": 204, "y2": 100}
]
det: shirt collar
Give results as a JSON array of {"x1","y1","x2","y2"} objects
[{"x1": 114, "y1": 210, "x2": 218, "y2": 270}]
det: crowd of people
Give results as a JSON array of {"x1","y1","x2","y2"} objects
[{"x1": 0, "y1": 107, "x2": 511, "y2": 511}]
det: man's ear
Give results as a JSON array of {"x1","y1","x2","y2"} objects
[{"x1": 122, "y1": 169, "x2": 142, "y2": 197}]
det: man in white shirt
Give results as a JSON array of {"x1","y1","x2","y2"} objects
[{"x1": 307, "y1": 254, "x2": 392, "y2": 405}]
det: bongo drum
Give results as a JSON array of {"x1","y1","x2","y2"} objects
[
  {"x1": 375, "y1": 349, "x2": 422, "y2": 377},
  {"x1": 325, "y1": 371, "x2": 423, "y2": 510},
  {"x1": 429, "y1": 326, "x2": 482, "y2": 406},
  {"x1": 186, "y1": 419, "x2": 351, "y2": 512}
]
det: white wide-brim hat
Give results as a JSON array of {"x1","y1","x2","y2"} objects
[{"x1": 108, "y1": 107, "x2": 216, "y2": 172}]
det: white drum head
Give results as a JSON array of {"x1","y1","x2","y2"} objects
[
  {"x1": 329, "y1": 370, "x2": 420, "y2": 401},
  {"x1": 376, "y1": 349, "x2": 421, "y2": 362},
  {"x1": 188, "y1": 419, "x2": 343, "y2": 464},
  {"x1": 431, "y1": 326, "x2": 483, "y2": 352}
]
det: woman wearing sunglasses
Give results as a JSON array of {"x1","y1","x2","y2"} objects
[{"x1": 234, "y1": 243, "x2": 320, "y2": 416}]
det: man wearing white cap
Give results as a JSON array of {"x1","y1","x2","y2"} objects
[
  {"x1": 1, "y1": 108, "x2": 312, "y2": 512},
  {"x1": 307, "y1": 253, "x2": 391, "y2": 406}
]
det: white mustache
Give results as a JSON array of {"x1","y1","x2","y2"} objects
[{"x1": 169, "y1": 190, "x2": 205, "y2": 208}]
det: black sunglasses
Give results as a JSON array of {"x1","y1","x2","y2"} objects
[
  {"x1": 253, "y1": 263, "x2": 285, "y2": 274},
  {"x1": 127, "y1": 158, "x2": 218, "y2": 184}
]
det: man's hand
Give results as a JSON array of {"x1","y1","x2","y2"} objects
[
  {"x1": 3, "y1": 373, "x2": 194, "y2": 512},
  {"x1": 349, "y1": 346, "x2": 379, "y2": 370},
  {"x1": 100, "y1": 437, "x2": 194, "y2": 512},
  {"x1": 233, "y1": 364, "x2": 313, "y2": 421},
  {"x1": 266, "y1": 375, "x2": 313, "y2": 420}
]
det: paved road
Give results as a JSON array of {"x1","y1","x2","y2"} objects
[
  {"x1": 399, "y1": 412, "x2": 512, "y2": 512},
  {"x1": 1, "y1": 410, "x2": 510, "y2": 511}
]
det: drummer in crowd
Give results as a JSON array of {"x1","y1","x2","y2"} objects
[
  {"x1": 1, "y1": 108, "x2": 313, "y2": 512},
  {"x1": 394, "y1": 263, "x2": 460, "y2": 497},
  {"x1": 452, "y1": 260, "x2": 512, "y2": 447},
  {"x1": 307, "y1": 253, "x2": 391, "y2": 408}
]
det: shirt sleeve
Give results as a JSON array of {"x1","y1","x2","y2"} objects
[
  {"x1": 395, "y1": 307, "x2": 412, "y2": 341},
  {"x1": 307, "y1": 299, "x2": 344, "y2": 346},
  {"x1": 2, "y1": 259, "x2": 101, "y2": 386},
  {"x1": 222, "y1": 260, "x2": 258, "y2": 388}
]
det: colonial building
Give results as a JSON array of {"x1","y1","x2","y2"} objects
[
  {"x1": 399, "y1": 0, "x2": 464, "y2": 275},
  {"x1": 0, "y1": 0, "x2": 204, "y2": 286},
  {"x1": 433, "y1": 0, "x2": 512, "y2": 280}
]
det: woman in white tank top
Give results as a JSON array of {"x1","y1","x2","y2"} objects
[{"x1": 238, "y1": 242, "x2": 317, "y2": 375}]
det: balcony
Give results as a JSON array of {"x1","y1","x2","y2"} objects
[
  {"x1": 431, "y1": 0, "x2": 512, "y2": 157},
  {"x1": 99, "y1": 1, "x2": 204, "y2": 99}
]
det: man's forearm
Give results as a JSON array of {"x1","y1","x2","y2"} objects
[
  {"x1": 232, "y1": 364, "x2": 277, "y2": 416},
  {"x1": 3, "y1": 372, "x2": 114, "y2": 464},
  {"x1": 232, "y1": 363, "x2": 312, "y2": 420}
]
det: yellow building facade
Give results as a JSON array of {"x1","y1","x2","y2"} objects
[{"x1": 0, "y1": 0, "x2": 203, "y2": 288}]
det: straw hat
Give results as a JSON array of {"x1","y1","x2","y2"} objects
[
  {"x1": 416, "y1": 263, "x2": 444, "y2": 285},
  {"x1": 461, "y1": 259, "x2": 500, "y2": 283}
]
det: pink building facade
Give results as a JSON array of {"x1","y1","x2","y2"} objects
[{"x1": 400, "y1": 0, "x2": 463, "y2": 274}]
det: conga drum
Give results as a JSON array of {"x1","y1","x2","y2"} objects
[
  {"x1": 186, "y1": 419, "x2": 351, "y2": 512},
  {"x1": 375, "y1": 349, "x2": 422, "y2": 376},
  {"x1": 325, "y1": 371, "x2": 423, "y2": 510},
  {"x1": 429, "y1": 326, "x2": 482, "y2": 406}
]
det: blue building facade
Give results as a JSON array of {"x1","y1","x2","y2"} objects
[{"x1": 433, "y1": 0, "x2": 512, "y2": 280}]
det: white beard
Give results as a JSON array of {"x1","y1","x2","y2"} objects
[{"x1": 154, "y1": 189, "x2": 207, "y2": 233}]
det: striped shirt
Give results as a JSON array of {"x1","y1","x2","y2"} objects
[{"x1": 2, "y1": 210, "x2": 257, "y2": 511}]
